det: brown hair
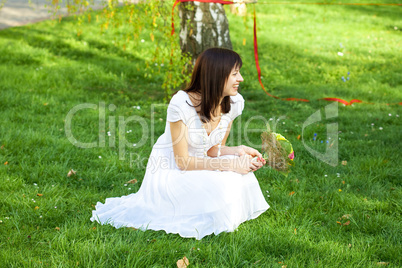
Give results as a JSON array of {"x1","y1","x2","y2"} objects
[{"x1": 184, "y1": 47, "x2": 242, "y2": 123}]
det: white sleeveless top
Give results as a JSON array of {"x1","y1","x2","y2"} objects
[{"x1": 154, "y1": 90, "x2": 245, "y2": 159}]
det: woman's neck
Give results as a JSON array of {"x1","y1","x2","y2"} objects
[{"x1": 187, "y1": 91, "x2": 221, "y2": 117}]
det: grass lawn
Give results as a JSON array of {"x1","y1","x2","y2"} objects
[{"x1": 0, "y1": 1, "x2": 401, "y2": 267}]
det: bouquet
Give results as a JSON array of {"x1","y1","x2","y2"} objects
[{"x1": 254, "y1": 125, "x2": 295, "y2": 176}]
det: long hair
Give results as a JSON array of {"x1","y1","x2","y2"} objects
[{"x1": 184, "y1": 47, "x2": 242, "y2": 123}]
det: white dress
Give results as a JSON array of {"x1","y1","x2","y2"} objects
[{"x1": 91, "y1": 90, "x2": 269, "y2": 239}]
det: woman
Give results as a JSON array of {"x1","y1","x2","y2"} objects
[{"x1": 91, "y1": 48, "x2": 269, "y2": 240}]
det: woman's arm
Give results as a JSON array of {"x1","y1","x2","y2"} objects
[
  {"x1": 170, "y1": 121, "x2": 260, "y2": 174},
  {"x1": 207, "y1": 122, "x2": 266, "y2": 166},
  {"x1": 207, "y1": 121, "x2": 238, "y2": 157}
]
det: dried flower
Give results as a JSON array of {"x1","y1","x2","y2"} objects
[{"x1": 260, "y1": 126, "x2": 295, "y2": 177}]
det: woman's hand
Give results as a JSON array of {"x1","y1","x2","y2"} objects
[
  {"x1": 235, "y1": 145, "x2": 266, "y2": 165},
  {"x1": 231, "y1": 154, "x2": 264, "y2": 175}
]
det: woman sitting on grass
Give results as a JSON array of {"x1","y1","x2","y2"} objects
[{"x1": 91, "y1": 47, "x2": 269, "y2": 240}]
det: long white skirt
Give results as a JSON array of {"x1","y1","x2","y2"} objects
[{"x1": 91, "y1": 152, "x2": 269, "y2": 240}]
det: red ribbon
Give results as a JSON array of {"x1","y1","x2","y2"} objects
[
  {"x1": 284, "y1": 98, "x2": 310, "y2": 102},
  {"x1": 253, "y1": 6, "x2": 280, "y2": 100},
  {"x1": 319, "y1": 98, "x2": 363, "y2": 106},
  {"x1": 171, "y1": 0, "x2": 401, "y2": 106},
  {"x1": 259, "y1": 2, "x2": 402, "y2": 6}
]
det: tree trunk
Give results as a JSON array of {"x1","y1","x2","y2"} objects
[{"x1": 178, "y1": 2, "x2": 232, "y2": 65}]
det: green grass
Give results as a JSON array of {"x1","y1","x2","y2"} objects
[{"x1": 0, "y1": 1, "x2": 401, "y2": 267}]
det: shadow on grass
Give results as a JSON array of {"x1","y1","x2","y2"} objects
[
  {"x1": 1, "y1": 27, "x2": 140, "y2": 68},
  {"x1": 0, "y1": 26, "x2": 165, "y2": 100}
]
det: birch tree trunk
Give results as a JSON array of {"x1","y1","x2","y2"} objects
[{"x1": 178, "y1": 2, "x2": 232, "y2": 65}]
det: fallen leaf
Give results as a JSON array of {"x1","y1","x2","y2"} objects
[
  {"x1": 35, "y1": 206, "x2": 39, "y2": 210},
  {"x1": 253, "y1": 259, "x2": 261, "y2": 264},
  {"x1": 67, "y1": 169, "x2": 76, "y2": 177},
  {"x1": 297, "y1": 135, "x2": 301, "y2": 140},
  {"x1": 336, "y1": 221, "x2": 342, "y2": 225},
  {"x1": 176, "y1": 256, "x2": 189, "y2": 268},
  {"x1": 44, "y1": 103, "x2": 48, "y2": 106},
  {"x1": 376, "y1": 262, "x2": 389, "y2": 266},
  {"x1": 126, "y1": 179, "x2": 138, "y2": 184},
  {"x1": 294, "y1": 228, "x2": 297, "y2": 235},
  {"x1": 341, "y1": 160, "x2": 347, "y2": 165},
  {"x1": 343, "y1": 220, "x2": 351, "y2": 226},
  {"x1": 342, "y1": 214, "x2": 352, "y2": 219},
  {"x1": 0, "y1": 145, "x2": 4, "y2": 149},
  {"x1": 37, "y1": 193, "x2": 43, "y2": 197},
  {"x1": 348, "y1": 243, "x2": 352, "y2": 248},
  {"x1": 289, "y1": 191, "x2": 295, "y2": 196},
  {"x1": 4, "y1": 161, "x2": 8, "y2": 165},
  {"x1": 342, "y1": 181, "x2": 345, "y2": 184},
  {"x1": 55, "y1": 227, "x2": 60, "y2": 231}
]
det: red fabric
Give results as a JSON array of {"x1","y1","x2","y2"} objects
[
  {"x1": 284, "y1": 98, "x2": 310, "y2": 102},
  {"x1": 320, "y1": 98, "x2": 363, "y2": 106}
]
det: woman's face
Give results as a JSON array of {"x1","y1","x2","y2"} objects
[{"x1": 222, "y1": 66, "x2": 244, "y2": 97}]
